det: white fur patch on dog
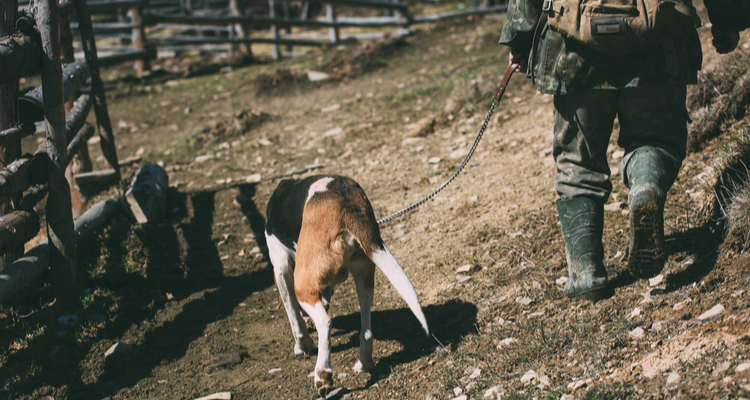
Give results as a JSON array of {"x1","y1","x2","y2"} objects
[{"x1": 306, "y1": 177, "x2": 335, "y2": 205}]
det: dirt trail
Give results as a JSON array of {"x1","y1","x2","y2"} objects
[{"x1": 3, "y1": 13, "x2": 750, "y2": 400}]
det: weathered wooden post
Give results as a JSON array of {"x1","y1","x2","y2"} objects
[
  {"x1": 35, "y1": 0, "x2": 78, "y2": 300},
  {"x1": 326, "y1": 4, "x2": 339, "y2": 44},
  {"x1": 59, "y1": 2, "x2": 92, "y2": 219},
  {"x1": 73, "y1": 0, "x2": 120, "y2": 182},
  {"x1": 228, "y1": 0, "x2": 252, "y2": 58},
  {"x1": 269, "y1": 0, "x2": 280, "y2": 59},
  {"x1": 0, "y1": 0, "x2": 22, "y2": 270},
  {"x1": 282, "y1": 2, "x2": 292, "y2": 54},
  {"x1": 130, "y1": 6, "x2": 150, "y2": 76}
]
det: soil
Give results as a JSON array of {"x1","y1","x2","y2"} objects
[{"x1": 2, "y1": 12, "x2": 750, "y2": 400}]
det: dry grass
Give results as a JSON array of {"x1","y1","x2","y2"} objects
[
  {"x1": 723, "y1": 175, "x2": 750, "y2": 251},
  {"x1": 687, "y1": 51, "x2": 750, "y2": 152}
]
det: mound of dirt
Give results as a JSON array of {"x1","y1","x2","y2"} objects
[
  {"x1": 322, "y1": 35, "x2": 409, "y2": 80},
  {"x1": 194, "y1": 109, "x2": 275, "y2": 147},
  {"x1": 249, "y1": 68, "x2": 308, "y2": 94}
]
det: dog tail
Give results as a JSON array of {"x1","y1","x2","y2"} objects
[{"x1": 370, "y1": 243, "x2": 429, "y2": 336}]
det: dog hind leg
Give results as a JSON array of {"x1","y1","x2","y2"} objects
[
  {"x1": 266, "y1": 233, "x2": 316, "y2": 355},
  {"x1": 352, "y1": 259, "x2": 375, "y2": 372},
  {"x1": 298, "y1": 298, "x2": 333, "y2": 397}
]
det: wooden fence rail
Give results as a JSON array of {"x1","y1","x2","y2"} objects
[
  {"x1": 0, "y1": 0, "x2": 122, "y2": 304},
  {"x1": 45, "y1": 0, "x2": 507, "y2": 70}
]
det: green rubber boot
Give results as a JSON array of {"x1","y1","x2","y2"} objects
[
  {"x1": 557, "y1": 197, "x2": 609, "y2": 301},
  {"x1": 624, "y1": 146, "x2": 680, "y2": 279}
]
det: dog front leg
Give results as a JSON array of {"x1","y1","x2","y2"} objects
[{"x1": 299, "y1": 299, "x2": 333, "y2": 397}]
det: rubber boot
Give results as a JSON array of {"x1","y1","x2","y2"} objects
[
  {"x1": 557, "y1": 197, "x2": 609, "y2": 301},
  {"x1": 624, "y1": 146, "x2": 680, "y2": 279}
]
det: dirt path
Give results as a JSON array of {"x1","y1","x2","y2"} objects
[{"x1": 4, "y1": 13, "x2": 750, "y2": 400}]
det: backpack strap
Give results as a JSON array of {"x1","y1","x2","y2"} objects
[
  {"x1": 673, "y1": 2, "x2": 702, "y2": 27},
  {"x1": 542, "y1": 0, "x2": 565, "y2": 15}
]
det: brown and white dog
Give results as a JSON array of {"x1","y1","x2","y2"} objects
[{"x1": 265, "y1": 175, "x2": 429, "y2": 396}]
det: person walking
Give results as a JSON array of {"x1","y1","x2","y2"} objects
[{"x1": 499, "y1": 0, "x2": 750, "y2": 301}]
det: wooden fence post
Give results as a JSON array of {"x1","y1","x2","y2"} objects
[
  {"x1": 130, "y1": 6, "x2": 150, "y2": 76},
  {"x1": 326, "y1": 4, "x2": 339, "y2": 43},
  {"x1": 59, "y1": 5, "x2": 91, "y2": 219},
  {"x1": 73, "y1": 0, "x2": 120, "y2": 177},
  {"x1": 228, "y1": 0, "x2": 252, "y2": 59},
  {"x1": 268, "y1": 0, "x2": 280, "y2": 59},
  {"x1": 0, "y1": 0, "x2": 22, "y2": 271},
  {"x1": 35, "y1": 0, "x2": 78, "y2": 301}
]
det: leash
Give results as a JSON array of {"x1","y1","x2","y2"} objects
[{"x1": 377, "y1": 63, "x2": 518, "y2": 225}]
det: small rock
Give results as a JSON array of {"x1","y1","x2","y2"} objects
[
  {"x1": 538, "y1": 372, "x2": 550, "y2": 387},
  {"x1": 194, "y1": 153, "x2": 214, "y2": 163},
  {"x1": 409, "y1": 117, "x2": 436, "y2": 137},
  {"x1": 338, "y1": 372, "x2": 347, "y2": 380},
  {"x1": 195, "y1": 393, "x2": 231, "y2": 400},
  {"x1": 697, "y1": 304, "x2": 724, "y2": 320},
  {"x1": 245, "y1": 174, "x2": 262, "y2": 183},
  {"x1": 673, "y1": 298, "x2": 692, "y2": 311},
  {"x1": 104, "y1": 342, "x2": 132, "y2": 357},
  {"x1": 652, "y1": 321, "x2": 664, "y2": 331},
  {"x1": 713, "y1": 361, "x2": 731, "y2": 375},
  {"x1": 469, "y1": 368, "x2": 481, "y2": 379},
  {"x1": 515, "y1": 296, "x2": 533, "y2": 306},
  {"x1": 556, "y1": 276, "x2": 568, "y2": 286},
  {"x1": 628, "y1": 307, "x2": 642, "y2": 319},
  {"x1": 497, "y1": 338, "x2": 517, "y2": 347},
  {"x1": 238, "y1": 249, "x2": 245, "y2": 257},
  {"x1": 456, "y1": 274, "x2": 472, "y2": 283},
  {"x1": 449, "y1": 149, "x2": 466, "y2": 159},
  {"x1": 560, "y1": 395, "x2": 575, "y2": 400},
  {"x1": 267, "y1": 368, "x2": 281, "y2": 374},
  {"x1": 323, "y1": 128, "x2": 344, "y2": 137},
  {"x1": 649, "y1": 274, "x2": 664, "y2": 286},
  {"x1": 321, "y1": 104, "x2": 341, "y2": 113},
  {"x1": 567, "y1": 380, "x2": 586, "y2": 390},
  {"x1": 604, "y1": 202, "x2": 625, "y2": 211},
  {"x1": 450, "y1": 396, "x2": 467, "y2": 400},
  {"x1": 520, "y1": 369, "x2": 537, "y2": 384},
  {"x1": 629, "y1": 327, "x2": 645, "y2": 340},
  {"x1": 428, "y1": 157, "x2": 442, "y2": 164},
  {"x1": 307, "y1": 71, "x2": 330, "y2": 82},
  {"x1": 483, "y1": 385, "x2": 504, "y2": 399},
  {"x1": 456, "y1": 264, "x2": 473, "y2": 273},
  {"x1": 667, "y1": 372, "x2": 681, "y2": 385},
  {"x1": 736, "y1": 363, "x2": 750, "y2": 372},
  {"x1": 453, "y1": 387, "x2": 463, "y2": 396}
]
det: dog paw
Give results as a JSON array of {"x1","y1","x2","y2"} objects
[
  {"x1": 314, "y1": 369, "x2": 333, "y2": 397},
  {"x1": 353, "y1": 359, "x2": 374, "y2": 373},
  {"x1": 294, "y1": 337, "x2": 316, "y2": 356}
]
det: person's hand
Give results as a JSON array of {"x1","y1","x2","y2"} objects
[
  {"x1": 711, "y1": 26, "x2": 740, "y2": 54},
  {"x1": 509, "y1": 51, "x2": 528, "y2": 73}
]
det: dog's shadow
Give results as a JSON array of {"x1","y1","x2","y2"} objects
[{"x1": 329, "y1": 299, "x2": 477, "y2": 385}]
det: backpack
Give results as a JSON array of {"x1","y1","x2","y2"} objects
[{"x1": 542, "y1": 0, "x2": 702, "y2": 55}]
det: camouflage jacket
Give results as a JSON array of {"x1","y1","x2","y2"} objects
[{"x1": 499, "y1": 0, "x2": 750, "y2": 95}]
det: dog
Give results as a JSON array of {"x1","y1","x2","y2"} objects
[{"x1": 264, "y1": 175, "x2": 429, "y2": 396}]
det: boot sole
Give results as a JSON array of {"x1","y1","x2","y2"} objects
[{"x1": 628, "y1": 192, "x2": 665, "y2": 279}]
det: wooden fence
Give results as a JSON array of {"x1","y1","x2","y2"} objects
[
  {"x1": 28, "y1": 0, "x2": 507, "y2": 75},
  {"x1": 0, "y1": 0, "x2": 122, "y2": 303}
]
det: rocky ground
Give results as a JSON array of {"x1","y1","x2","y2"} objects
[{"x1": 2, "y1": 8, "x2": 750, "y2": 400}]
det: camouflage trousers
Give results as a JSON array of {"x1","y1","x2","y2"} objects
[{"x1": 552, "y1": 82, "x2": 687, "y2": 202}]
